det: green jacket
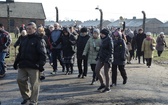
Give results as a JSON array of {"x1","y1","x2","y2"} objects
[{"x1": 83, "y1": 37, "x2": 101, "y2": 64}]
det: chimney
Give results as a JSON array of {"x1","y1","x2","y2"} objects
[
  {"x1": 133, "y1": 16, "x2": 136, "y2": 20},
  {"x1": 6, "y1": 0, "x2": 14, "y2": 3}
]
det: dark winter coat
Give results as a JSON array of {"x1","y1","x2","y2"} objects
[
  {"x1": 76, "y1": 34, "x2": 90, "y2": 59},
  {"x1": 113, "y1": 38, "x2": 127, "y2": 65},
  {"x1": 0, "y1": 30, "x2": 11, "y2": 52},
  {"x1": 14, "y1": 33, "x2": 47, "y2": 70},
  {"x1": 14, "y1": 35, "x2": 26, "y2": 48},
  {"x1": 136, "y1": 33, "x2": 146, "y2": 56},
  {"x1": 98, "y1": 35, "x2": 114, "y2": 64}
]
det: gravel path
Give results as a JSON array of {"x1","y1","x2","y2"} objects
[{"x1": 0, "y1": 59, "x2": 168, "y2": 105}]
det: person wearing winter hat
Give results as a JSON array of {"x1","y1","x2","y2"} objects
[
  {"x1": 156, "y1": 32, "x2": 167, "y2": 57},
  {"x1": 141, "y1": 32, "x2": 156, "y2": 68},
  {"x1": 76, "y1": 27, "x2": 90, "y2": 78},
  {"x1": 95, "y1": 29, "x2": 114, "y2": 92},
  {"x1": 111, "y1": 30, "x2": 128, "y2": 87},
  {"x1": 83, "y1": 28, "x2": 101, "y2": 85}
]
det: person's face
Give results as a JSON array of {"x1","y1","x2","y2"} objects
[
  {"x1": 54, "y1": 24, "x2": 59, "y2": 29},
  {"x1": 100, "y1": 33, "x2": 106, "y2": 38},
  {"x1": 49, "y1": 27, "x2": 54, "y2": 32},
  {"x1": 93, "y1": 32, "x2": 98, "y2": 38},
  {"x1": 139, "y1": 30, "x2": 143, "y2": 34},
  {"x1": 146, "y1": 35, "x2": 151, "y2": 38},
  {"x1": 63, "y1": 31, "x2": 68, "y2": 35},
  {"x1": 26, "y1": 25, "x2": 36, "y2": 35},
  {"x1": 114, "y1": 36, "x2": 119, "y2": 40}
]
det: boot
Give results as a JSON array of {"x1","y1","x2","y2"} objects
[{"x1": 90, "y1": 79, "x2": 96, "y2": 85}]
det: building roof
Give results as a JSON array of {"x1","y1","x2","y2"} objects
[
  {"x1": 107, "y1": 18, "x2": 162, "y2": 27},
  {"x1": 80, "y1": 20, "x2": 111, "y2": 27},
  {"x1": 159, "y1": 21, "x2": 168, "y2": 28},
  {"x1": 0, "y1": 2, "x2": 46, "y2": 19}
]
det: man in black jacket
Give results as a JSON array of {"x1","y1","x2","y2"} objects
[{"x1": 13, "y1": 22, "x2": 46, "y2": 105}]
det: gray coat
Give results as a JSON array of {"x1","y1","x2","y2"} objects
[{"x1": 156, "y1": 36, "x2": 166, "y2": 51}]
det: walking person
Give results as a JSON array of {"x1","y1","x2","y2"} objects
[
  {"x1": 156, "y1": 32, "x2": 167, "y2": 57},
  {"x1": 95, "y1": 29, "x2": 114, "y2": 92},
  {"x1": 13, "y1": 22, "x2": 46, "y2": 105},
  {"x1": 82, "y1": 29, "x2": 101, "y2": 85},
  {"x1": 14, "y1": 30, "x2": 27, "y2": 48},
  {"x1": 49, "y1": 23, "x2": 65, "y2": 74},
  {"x1": 76, "y1": 27, "x2": 90, "y2": 78},
  {"x1": 54, "y1": 27, "x2": 77, "y2": 75},
  {"x1": 15, "y1": 26, "x2": 20, "y2": 38},
  {"x1": 0, "y1": 23, "x2": 11, "y2": 78},
  {"x1": 111, "y1": 30, "x2": 127, "y2": 87},
  {"x1": 136, "y1": 28, "x2": 146, "y2": 64},
  {"x1": 141, "y1": 32, "x2": 156, "y2": 68}
]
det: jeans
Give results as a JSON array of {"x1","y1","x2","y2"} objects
[{"x1": 0, "y1": 52, "x2": 6, "y2": 73}]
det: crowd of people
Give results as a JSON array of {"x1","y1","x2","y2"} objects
[{"x1": 0, "y1": 22, "x2": 167, "y2": 105}]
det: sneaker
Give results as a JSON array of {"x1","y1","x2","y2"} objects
[
  {"x1": 82, "y1": 75, "x2": 86, "y2": 79},
  {"x1": 21, "y1": 98, "x2": 30, "y2": 104},
  {"x1": 110, "y1": 83, "x2": 116, "y2": 87},
  {"x1": 51, "y1": 70, "x2": 57, "y2": 75},
  {"x1": 29, "y1": 103, "x2": 37, "y2": 105},
  {"x1": 102, "y1": 88, "x2": 111, "y2": 93},
  {"x1": 90, "y1": 79, "x2": 96, "y2": 85},
  {"x1": 78, "y1": 74, "x2": 81, "y2": 78},
  {"x1": 97, "y1": 85, "x2": 105, "y2": 91}
]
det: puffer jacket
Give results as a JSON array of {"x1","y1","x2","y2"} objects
[
  {"x1": 83, "y1": 37, "x2": 101, "y2": 64},
  {"x1": 98, "y1": 35, "x2": 114, "y2": 63},
  {"x1": 14, "y1": 33, "x2": 47, "y2": 70},
  {"x1": 113, "y1": 38, "x2": 127, "y2": 65}
]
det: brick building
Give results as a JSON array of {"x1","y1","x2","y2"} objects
[{"x1": 0, "y1": 0, "x2": 46, "y2": 32}]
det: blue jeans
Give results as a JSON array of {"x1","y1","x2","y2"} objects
[{"x1": 0, "y1": 52, "x2": 6, "y2": 73}]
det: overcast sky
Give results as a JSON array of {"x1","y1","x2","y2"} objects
[{"x1": 12, "y1": 0, "x2": 168, "y2": 22}]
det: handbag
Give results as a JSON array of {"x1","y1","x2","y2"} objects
[{"x1": 150, "y1": 39, "x2": 155, "y2": 51}]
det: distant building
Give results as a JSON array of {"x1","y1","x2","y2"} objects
[
  {"x1": 80, "y1": 20, "x2": 111, "y2": 29},
  {"x1": 0, "y1": 0, "x2": 46, "y2": 32},
  {"x1": 107, "y1": 17, "x2": 163, "y2": 33},
  {"x1": 159, "y1": 21, "x2": 168, "y2": 35}
]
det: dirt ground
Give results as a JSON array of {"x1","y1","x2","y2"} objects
[{"x1": 0, "y1": 59, "x2": 168, "y2": 105}]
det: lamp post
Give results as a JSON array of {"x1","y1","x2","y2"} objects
[
  {"x1": 142, "y1": 11, "x2": 146, "y2": 32},
  {"x1": 55, "y1": 7, "x2": 59, "y2": 23},
  {"x1": 95, "y1": 7, "x2": 103, "y2": 31},
  {"x1": 7, "y1": 4, "x2": 12, "y2": 32}
]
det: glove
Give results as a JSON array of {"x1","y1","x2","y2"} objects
[
  {"x1": 13, "y1": 62, "x2": 18, "y2": 70},
  {"x1": 39, "y1": 66, "x2": 44, "y2": 72},
  {"x1": 82, "y1": 55, "x2": 87, "y2": 59},
  {"x1": 105, "y1": 58, "x2": 113, "y2": 63},
  {"x1": 39, "y1": 72, "x2": 45, "y2": 81}
]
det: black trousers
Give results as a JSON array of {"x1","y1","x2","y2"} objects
[
  {"x1": 157, "y1": 51, "x2": 163, "y2": 57},
  {"x1": 90, "y1": 64, "x2": 96, "y2": 80},
  {"x1": 112, "y1": 64, "x2": 127, "y2": 84},
  {"x1": 52, "y1": 49, "x2": 64, "y2": 71},
  {"x1": 77, "y1": 58, "x2": 88, "y2": 76},
  {"x1": 146, "y1": 58, "x2": 152, "y2": 66}
]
